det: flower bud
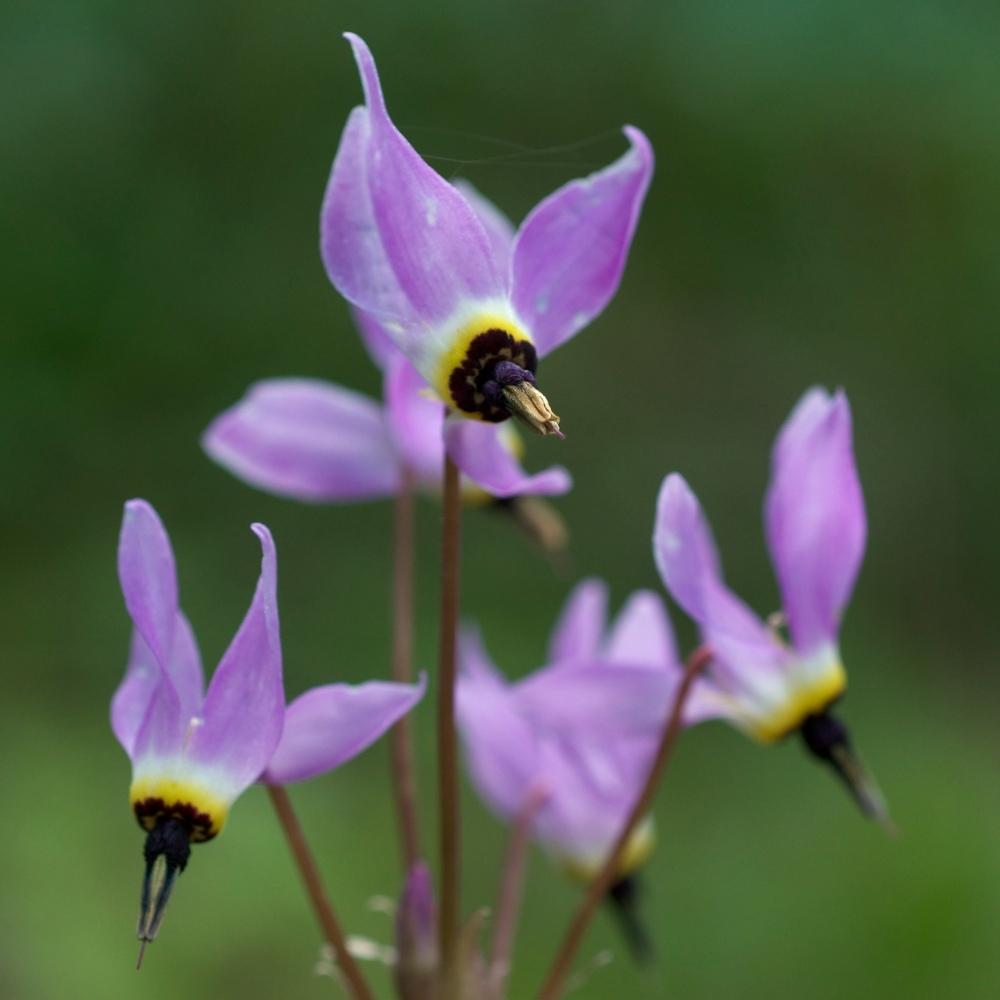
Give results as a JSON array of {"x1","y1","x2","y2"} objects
[{"x1": 394, "y1": 862, "x2": 438, "y2": 1000}]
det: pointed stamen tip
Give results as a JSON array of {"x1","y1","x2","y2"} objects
[
  {"x1": 499, "y1": 381, "x2": 561, "y2": 438},
  {"x1": 136, "y1": 937, "x2": 149, "y2": 971}
]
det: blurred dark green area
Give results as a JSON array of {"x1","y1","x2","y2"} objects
[{"x1": 2, "y1": 0, "x2": 998, "y2": 997}]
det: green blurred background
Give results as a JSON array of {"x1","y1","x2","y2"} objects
[{"x1": 3, "y1": 1, "x2": 998, "y2": 997}]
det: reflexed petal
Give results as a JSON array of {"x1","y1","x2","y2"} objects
[
  {"x1": 510, "y1": 126, "x2": 653, "y2": 357},
  {"x1": 352, "y1": 306, "x2": 405, "y2": 372},
  {"x1": 113, "y1": 616, "x2": 204, "y2": 761},
  {"x1": 187, "y1": 525, "x2": 285, "y2": 798},
  {"x1": 513, "y1": 661, "x2": 676, "y2": 738},
  {"x1": 443, "y1": 418, "x2": 572, "y2": 498},
  {"x1": 320, "y1": 105, "x2": 413, "y2": 328},
  {"x1": 111, "y1": 631, "x2": 160, "y2": 756},
  {"x1": 458, "y1": 625, "x2": 505, "y2": 686},
  {"x1": 654, "y1": 474, "x2": 783, "y2": 676},
  {"x1": 604, "y1": 590, "x2": 680, "y2": 670},
  {"x1": 547, "y1": 578, "x2": 608, "y2": 665},
  {"x1": 166, "y1": 613, "x2": 205, "y2": 721},
  {"x1": 203, "y1": 379, "x2": 400, "y2": 503},
  {"x1": 456, "y1": 665, "x2": 541, "y2": 821},
  {"x1": 264, "y1": 676, "x2": 427, "y2": 785},
  {"x1": 453, "y1": 179, "x2": 515, "y2": 269},
  {"x1": 130, "y1": 672, "x2": 185, "y2": 763},
  {"x1": 118, "y1": 499, "x2": 179, "y2": 669},
  {"x1": 343, "y1": 34, "x2": 504, "y2": 330},
  {"x1": 384, "y1": 357, "x2": 446, "y2": 487},
  {"x1": 765, "y1": 388, "x2": 866, "y2": 655},
  {"x1": 533, "y1": 737, "x2": 640, "y2": 865}
]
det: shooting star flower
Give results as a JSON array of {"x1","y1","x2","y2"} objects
[
  {"x1": 321, "y1": 33, "x2": 653, "y2": 439},
  {"x1": 456, "y1": 581, "x2": 713, "y2": 957},
  {"x1": 654, "y1": 388, "x2": 891, "y2": 828},
  {"x1": 204, "y1": 176, "x2": 572, "y2": 538},
  {"x1": 111, "y1": 500, "x2": 424, "y2": 961}
]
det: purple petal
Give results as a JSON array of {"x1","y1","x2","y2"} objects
[
  {"x1": 513, "y1": 661, "x2": 676, "y2": 738},
  {"x1": 384, "y1": 357, "x2": 446, "y2": 487},
  {"x1": 118, "y1": 499, "x2": 179, "y2": 669},
  {"x1": 112, "y1": 613, "x2": 204, "y2": 758},
  {"x1": 130, "y1": 672, "x2": 185, "y2": 762},
  {"x1": 186, "y1": 524, "x2": 285, "y2": 797},
  {"x1": 456, "y1": 662, "x2": 541, "y2": 821},
  {"x1": 320, "y1": 105, "x2": 414, "y2": 329},
  {"x1": 764, "y1": 388, "x2": 867, "y2": 655},
  {"x1": 203, "y1": 379, "x2": 400, "y2": 503},
  {"x1": 264, "y1": 676, "x2": 427, "y2": 785},
  {"x1": 352, "y1": 306, "x2": 405, "y2": 372},
  {"x1": 111, "y1": 632, "x2": 160, "y2": 756},
  {"x1": 341, "y1": 34, "x2": 504, "y2": 330},
  {"x1": 547, "y1": 579, "x2": 608, "y2": 665},
  {"x1": 532, "y1": 737, "x2": 639, "y2": 863},
  {"x1": 453, "y1": 179, "x2": 515, "y2": 270},
  {"x1": 458, "y1": 625, "x2": 505, "y2": 685},
  {"x1": 443, "y1": 418, "x2": 572, "y2": 498},
  {"x1": 166, "y1": 613, "x2": 206, "y2": 720},
  {"x1": 514, "y1": 658, "x2": 723, "y2": 741},
  {"x1": 510, "y1": 127, "x2": 653, "y2": 357},
  {"x1": 604, "y1": 590, "x2": 680, "y2": 670},
  {"x1": 654, "y1": 473, "x2": 784, "y2": 676}
]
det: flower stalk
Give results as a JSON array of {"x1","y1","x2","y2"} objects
[
  {"x1": 265, "y1": 784, "x2": 374, "y2": 1000},
  {"x1": 535, "y1": 645, "x2": 713, "y2": 1000},
  {"x1": 437, "y1": 451, "x2": 463, "y2": 992},
  {"x1": 390, "y1": 469, "x2": 423, "y2": 870},
  {"x1": 488, "y1": 787, "x2": 547, "y2": 1000}
]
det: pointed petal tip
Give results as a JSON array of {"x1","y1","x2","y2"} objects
[
  {"x1": 656, "y1": 472, "x2": 694, "y2": 520},
  {"x1": 124, "y1": 497, "x2": 156, "y2": 517},
  {"x1": 342, "y1": 32, "x2": 385, "y2": 114},
  {"x1": 250, "y1": 521, "x2": 274, "y2": 547},
  {"x1": 622, "y1": 125, "x2": 654, "y2": 162},
  {"x1": 250, "y1": 522, "x2": 277, "y2": 577}
]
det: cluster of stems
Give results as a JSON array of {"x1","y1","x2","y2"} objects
[{"x1": 266, "y1": 428, "x2": 708, "y2": 999}]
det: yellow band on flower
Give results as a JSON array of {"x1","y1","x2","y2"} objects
[
  {"x1": 560, "y1": 818, "x2": 657, "y2": 884},
  {"x1": 130, "y1": 776, "x2": 231, "y2": 842},
  {"x1": 745, "y1": 660, "x2": 847, "y2": 744},
  {"x1": 433, "y1": 313, "x2": 535, "y2": 420}
]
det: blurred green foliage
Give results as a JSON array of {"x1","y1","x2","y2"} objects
[{"x1": 2, "y1": 1, "x2": 998, "y2": 997}]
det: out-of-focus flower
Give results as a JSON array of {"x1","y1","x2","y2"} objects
[
  {"x1": 321, "y1": 33, "x2": 653, "y2": 440},
  {"x1": 111, "y1": 500, "x2": 424, "y2": 954},
  {"x1": 456, "y1": 580, "x2": 701, "y2": 880},
  {"x1": 654, "y1": 388, "x2": 889, "y2": 825}
]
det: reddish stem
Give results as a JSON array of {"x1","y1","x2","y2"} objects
[
  {"x1": 488, "y1": 787, "x2": 547, "y2": 1000},
  {"x1": 437, "y1": 453, "x2": 463, "y2": 993},
  {"x1": 535, "y1": 646, "x2": 714, "y2": 1000},
  {"x1": 266, "y1": 784, "x2": 374, "y2": 1000},
  {"x1": 390, "y1": 468, "x2": 422, "y2": 870}
]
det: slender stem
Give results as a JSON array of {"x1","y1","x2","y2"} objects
[
  {"x1": 265, "y1": 784, "x2": 374, "y2": 1000},
  {"x1": 488, "y1": 787, "x2": 547, "y2": 1000},
  {"x1": 390, "y1": 468, "x2": 422, "y2": 870},
  {"x1": 437, "y1": 453, "x2": 463, "y2": 991},
  {"x1": 535, "y1": 646, "x2": 714, "y2": 1000}
]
